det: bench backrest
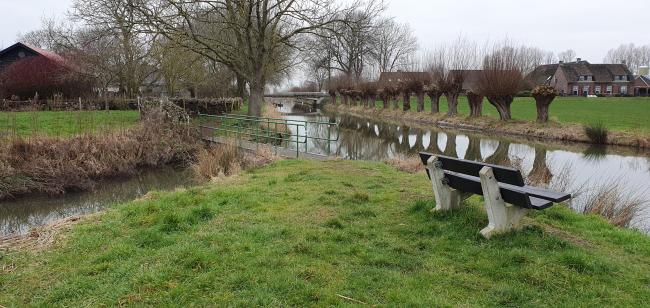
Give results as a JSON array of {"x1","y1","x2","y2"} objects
[{"x1": 419, "y1": 152, "x2": 526, "y2": 187}]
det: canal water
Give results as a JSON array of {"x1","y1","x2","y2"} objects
[
  {"x1": 0, "y1": 167, "x2": 195, "y2": 237},
  {"x1": 278, "y1": 101, "x2": 650, "y2": 232},
  {"x1": 2, "y1": 101, "x2": 649, "y2": 237}
]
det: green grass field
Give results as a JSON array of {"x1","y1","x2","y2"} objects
[
  {"x1": 362, "y1": 96, "x2": 650, "y2": 133},
  {"x1": 0, "y1": 110, "x2": 140, "y2": 138},
  {"x1": 2, "y1": 160, "x2": 648, "y2": 306}
]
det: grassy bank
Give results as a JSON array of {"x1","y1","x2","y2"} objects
[
  {"x1": 0, "y1": 110, "x2": 140, "y2": 138},
  {"x1": 359, "y1": 96, "x2": 650, "y2": 133},
  {"x1": 0, "y1": 112, "x2": 198, "y2": 200},
  {"x1": 328, "y1": 101, "x2": 650, "y2": 148},
  {"x1": 1, "y1": 160, "x2": 649, "y2": 306}
]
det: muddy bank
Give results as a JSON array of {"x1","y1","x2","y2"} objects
[{"x1": 325, "y1": 105, "x2": 650, "y2": 149}]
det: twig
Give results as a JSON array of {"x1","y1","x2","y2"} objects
[{"x1": 336, "y1": 294, "x2": 368, "y2": 305}]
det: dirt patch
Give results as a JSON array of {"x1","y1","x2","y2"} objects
[
  {"x1": 385, "y1": 155, "x2": 425, "y2": 174},
  {"x1": 326, "y1": 105, "x2": 650, "y2": 149},
  {"x1": 0, "y1": 215, "x2": 91, "y2": 253},
  {"x1": 531, "y1": 221, "x2": 595, "y2": 249}
]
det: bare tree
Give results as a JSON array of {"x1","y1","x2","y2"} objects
[
  {"x1": 73, "y1": 0, "x2": 157, "y2": 98},
  {"x1": 435, "y1": 38, "x2": 478, "y2": 116},
  {"x1": 605, "y1": 43, "x2": 650, "y2": 74},
  {"x1": 369, "y1": 18, "x2": 418, "y2": 73},
  {"x1": 478, "y1": 43, "x2": 527, "y2": 121},
  {"x1": 130, "y1": 0, "x2": 378, "y2": 117},
  {"x1": 557, "y1": 49, "x2": 577, "y2": 63}
]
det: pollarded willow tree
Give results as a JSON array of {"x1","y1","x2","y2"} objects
[
  {"x1": 532, "y1": 85, "x2": 557, "y2": 123},
  {"x1": 466, "y1": 90, "x2": 484, "y2": 117},
  {"x1": 434, "y1": 38, "x2": 478, "y2": 116},
  {"x1": 130, "y1": 0, "x2": 376, "y2": 117},
  {"x1": 360, "y1": 82, "x2": 378, "y2": 108},
  {"x1": 478, "y1": 44, "x2": 527, "y2": 121}
]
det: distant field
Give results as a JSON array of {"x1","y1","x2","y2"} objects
[
  {"x1": 366, "y1": 96, "x2": 650, "y2": 133},
  {"x1": 0, "y1": 110, "x2": 140, "y2": 138}
]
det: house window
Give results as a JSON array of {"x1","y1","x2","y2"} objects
[
  {"x1": 579, "y1": 76, "x2": 584, "y2": 81},
  {"x1": 572, "y1": 86, "x2": 579, "y2": 96},
  {"x1": 595, "y1": 86, "x2": 601, "y2": 94},
  {"x1": 606, "y1": 85, "x2": 612, "y2": 94},
  {"x1": 18, "y1": 52, "x2": 25, "y2": 58},
  {"x1": 582, "y1": 86, "x2": 590, "y2": 96},
  {"x1": 621, "y1": 86, "x2": 628, "y2": 95}
]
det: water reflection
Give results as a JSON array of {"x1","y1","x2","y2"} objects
[
  {"x1": 0, "y1": 167, "x2": 195, "y2": 237},
  {"x1": 283, "y1": 106, "x2": 650, "y2": 231}
]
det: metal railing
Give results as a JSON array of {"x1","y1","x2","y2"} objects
[{"x1": 197, "y1": 113, "x2": 339, "y2": 158}]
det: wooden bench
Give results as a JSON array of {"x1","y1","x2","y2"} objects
[{"x1": 419, "y1": 152, "x2": 571, "y2": 239}]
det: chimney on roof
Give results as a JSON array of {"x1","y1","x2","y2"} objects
[
  {"x1": 622, "y1": 60, "x2": 627, "y2": 65},
  {"x1": 576, "y1": 58, "x2": 582, "y2": 62},
  {"x1": 559, "y1": 60, "x2": 564, "y2": 64}
]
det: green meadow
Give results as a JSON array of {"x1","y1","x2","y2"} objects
[
  {"x1": 365, "y1": 96, "x2": 650, "y2": 133},
  {"x1": 2, "y1": 160, "x2": 648, "y2": 306},
  {"x1": 0, "y1": 110, "x2": 140, "y2": 137}
]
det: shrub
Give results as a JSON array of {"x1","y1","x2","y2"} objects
[{"x1": 584, "y1": 122, "x2": 609, "y2": 144}]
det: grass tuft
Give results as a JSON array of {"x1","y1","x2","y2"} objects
[{"x1": 584, "y1": 122, "x2": 609, "y2": 144}]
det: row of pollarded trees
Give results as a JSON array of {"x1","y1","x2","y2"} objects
[{"x1": 328, "y1": 43, "x2": 559, "y2": 123}]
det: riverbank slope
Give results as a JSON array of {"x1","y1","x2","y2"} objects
[
  {"x1": 1, "y1": 160, "x2": 649, "y2": 306},
  {"x1": 326, "y1": 104, "x2": 650, "y2": 149}
]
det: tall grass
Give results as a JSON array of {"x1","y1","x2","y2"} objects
[
  {"x1": 584, "y1": 122, "x2": 609, "y2": 144},
  {"x1": 191, "y1": 142, "x2": 278, "y2": 181},
  {"x1": 0, "y1": 110, "x2": 199, "y2": 200},
  {"x1": 579, "y1": 181, "x2": 648, "y2": 228}
]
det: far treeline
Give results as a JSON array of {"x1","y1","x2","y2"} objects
[{"x1": 3, "y1": 0, "x2": 649, "y2": 118}]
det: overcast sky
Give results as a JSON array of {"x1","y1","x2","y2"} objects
[{"x1": 1, "y1": 0, "x2": 649, "y2": 63}]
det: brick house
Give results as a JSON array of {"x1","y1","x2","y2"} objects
[
  {"x1": 526, "y1": 59, "x2": 635, "y2": 96},
  {"x1": 633, "y1": 75, "x2": 650, "y2": 96}
]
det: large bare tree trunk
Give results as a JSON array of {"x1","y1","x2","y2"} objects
[
  {"x1": 248, "y1": 79, "x2": 265, "y2": 117},
  {"x1": 402, "y1": 92, "x2": 411, "y2": 111},
  {"x1": 369, "y1": 94, "x2": 377, "y2": 109},
  {"x1": 445, "y1": 92, "x2": 459, "y2": 116},
  {"x1": 486, "y1": 96, "x2": 514, "y2": 120},
  {"x1": 416, "y1": 93, "x2": 425, "y2": 112},
  {"x1": 428, "y1": 94, "x2": 441, "y2": 114},
  {"x1": 382, "y1": 97, "x2": 389, "y2": 109},
  {"x1": 533, "y1": 94, "x2": 556, "y2": 123},
  {"x1": 342, "y1": 94, "x2": 349, "y2": 106},
  {"x1": 329, "y1": 93, "x2": 338, "y2": 105},
  {"x1": 467, "y1": 93, "x2": 484, "y2": 117}
]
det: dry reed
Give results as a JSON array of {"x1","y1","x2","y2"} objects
[
  {"x1": 0, "y1": 111, "x2": 199, "y2": 200},
  {"x1": 191, "y1": 142, "x2": 279, "y2": 181}
]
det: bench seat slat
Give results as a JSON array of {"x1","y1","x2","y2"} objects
[
  {"x1": 420, "y1": 152, "x2": 525, "y2": 187},
  {"x1": 443, "y1": 171, "x2": 553, "y2": 210}
]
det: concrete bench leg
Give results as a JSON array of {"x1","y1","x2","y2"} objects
[
  {"x1": 426, "y1": 156, "x2": 461, "y2": 211},
  {"x1": 479, "y1": 166, "x2": 528, "y2": 239}
]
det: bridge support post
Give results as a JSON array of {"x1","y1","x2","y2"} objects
[
  {"x1": 479, "y1": 167, "x2": 528, "y2": 239},
  {"x1": 426, "y1": 156, "x2": 462, "y2": 212}
]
